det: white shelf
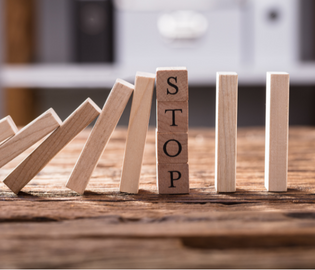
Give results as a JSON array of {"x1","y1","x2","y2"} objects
[{"x1": 1, "y1": 63, "x2": 315, "y2": 88}]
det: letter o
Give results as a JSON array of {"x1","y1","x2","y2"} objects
[{"x1": 163, "y1": 139, "x2": 182, "y2": 157}]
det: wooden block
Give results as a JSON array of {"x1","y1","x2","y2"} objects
[
  {"x1": 156, "y1": 67, "x2": 188, "y2": 102},
  {"x1": 215, "y1": 72, "x2": 238, "y2": 193},
  {"x1": 157, "y1": 101, "x2": 188, "y2": 133},
  {"x1": 265, "y1": 72, "x2": 290, "y2": 192},
  {"x1": 0, "y1": 108, "x2": 62, "y2": 168},
  {"x1": 0, "y1": 116, "x2": 18, "y2": 143},
  {"x1": 157, "y1": 163, "x2": 189, "y2": 194},
  {"x1": 66, "y1": 79, "x2": 134, "y2": 194},
  {"x1": 119, "y1": 72, "x2": 156, "y2": 194},
  {"x1": 157, "y1": 131, "x2": 188, "y2": 164},
  {"x1": 3, "y1": 98, "x2": 101, "y2": 194}
]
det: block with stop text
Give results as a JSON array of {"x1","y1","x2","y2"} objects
[
  {"x1": 157, "y1": 101, "x2": 188, "y2": 133},
  {"x1": 156, "y1": 131, "x2": 188, "y2": 164},
  {"x1": 157, "y1": 163, "x2": 189, "y2": 194},
  {"x1": 156, "y1": 67, "x2": 188, "y2": 102}
]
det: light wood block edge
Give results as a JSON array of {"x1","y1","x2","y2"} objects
[
  {"x1": 265, "y1": 72, "x2": 290, "y2": 192},
  {"x1": 0, "y1": 108, "x2": 62, "y2": 168},
  {"x1": 0, "y1": 116, "x2": 18, "y2": 143},
  {"x1": 119, "y1": 72, "x2": 156, "y2": 194},
  {"x1": 66, "y1": 79, "x2": 134, "y2": 194},
  {"x1": 215, "y1": 72, "x2": 238, "y2": 193}
]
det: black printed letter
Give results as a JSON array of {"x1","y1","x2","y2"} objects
[
  {"x1": 165, "y1": 109, "x2": 182, "y2": 126},
  {"x1": 163, "y1": 139, "x2": 182, "y2": 157},
  {"x1": 167, "y1": 77, "x2": 178, "y2": 95},
  {"x1": 168, "y1": 171, "x2": 181, "y2": 188}
]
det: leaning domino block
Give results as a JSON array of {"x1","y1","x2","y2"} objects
[
  {"x1": 0, "y1": 109, "x2": 61, "y2": 168},
  {"x1": 156, "y1": 67, "x2": 189, "y2": 195},
  {"x1": 265, "y1": 72, "x2": 290, "y2": 192},
  {"x1": 0, "y1": 116, "x2": 18, "y2": 143},
  {"x1": 3, "y1": 98, "x2": 101, "y2": 194},
  {"x1": 66, "y1": 79, "x2": 134, "y2": 194},
  {"x1": 215, "y1": 72, "x2": 238, "y2": 193},
  {"x1": 119, "y1": 72, "x2": 156, "y2": 194}
]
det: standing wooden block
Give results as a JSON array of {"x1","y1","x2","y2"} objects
[
  {"x1": 119, "y1": 72, "x2": 155, "y2": 194},
  {"x1": 157, "y1": 101, "x2": 188, "y2": 133},
  {"x1": 215, "y1": 72, "x2": 238, "y2": 193},
  {"x1": 0, "y1": 108, "x2": 62, "y2": 168},
  {"x1": 156, "y1": 67, "x2": 188, "y2": 102},
  {"x1": 157, "y1": 163, "x2": 189, "y2": 194},
  {"x1": 66, "y1": 79, "x2": 134, "y2": 194},
  {"x1": 265, "y1": 72, "x2": 290, "y2": 192},
  {"x1": 0, "y1": 116, "x2": 18, "y2": 143},
  {"x1": 3, "y1": 98, "x2": 101, "y2": 194},
  {"x1": 157, "y1": 132, "x2": 188, "y2": 164}
]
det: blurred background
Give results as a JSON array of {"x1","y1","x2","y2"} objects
[{"x1": 0, "y1": 0, "x2": 315, "y2": 127}]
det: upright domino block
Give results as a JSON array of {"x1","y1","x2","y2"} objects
[
  {"x1": 156, "y1": 67, "x2": 189, "y2": 194},
  {"x1": 215, "y1": 72, "x2": 238, "y2": 193},
  {"x1": 265, "y1": 72, "x2": 290, "y2": 192},
  {"x1": 3, "y1": 98, "x2": 101, "y2": 194},
  {"x1": 119, "y1": 72, "x2": 155, "y2": 194},
  {"x1": 0, "y1": 108, "x2": 62, "y2": 168},
  {"x1": 0, "y1": 116, "x2": 18, "y2": 143},
  {"x1": 66, "y1": 79, "x2": 134, "y2": 194}
]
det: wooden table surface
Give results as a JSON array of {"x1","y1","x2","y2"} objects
[{"x1": 1, "y1": 127, "x2": 315, "y2": 268}]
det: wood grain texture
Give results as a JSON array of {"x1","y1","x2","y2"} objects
[
  {"x1": 156, "y1": 67, "x2": 188, "y2": 101},
  {"x1": 1, "y1": 127, "x2": 315, "y2": 268},
  {"x1": 0, "y1": 109, "x2": 62, "y2": 168},
  {"x1": 265, "y1": 72, "x2": 290, "y2": 192},
  {"x1": 119, "y1": 72, "x2": 155, "y2": 194},
  {"x1": 3, "y1": 99, "x2": 101, "y2": 194},
  {"x1": 215, "y1": 72, "x2": 238, "y2": 193},
  {"x1": 0, "y1": 116, "x2": 18, "y2": 143},
  {"x1": 157, "y1": 132, "x2": 188, "y2": 164},
  {"x1": 66, "y1": 80, "x2": 134, "y2": 194},
  {"x1": 157, "y1": 163, "x2": 189, "y2": 194},
  {"x1": 157, "y1": 101, "x2": 188, "y2": 133}
]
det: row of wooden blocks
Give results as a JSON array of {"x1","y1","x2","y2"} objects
[{"x1": 0, "y1": 68, "x2": 289, "y2": 195}]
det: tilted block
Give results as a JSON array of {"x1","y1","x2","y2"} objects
[
  {"x1": 265, "y1": 72, "x2": 290, "y2": 192},
  {"x1": 157, "y1": 101, "x2": 188, "y2": 133},
  {"x1": 215, "y1": 72, "x2": 238, "y2": 193},
  {"x1": 0, "y1": 108, "x2": 62, "y2": 168},
  {"x1": 66, "y1": 79, "x2": 134, "y2": 194},
  {"x1": 157, "y1": 163, "x2": 189, "y2": 194},
  {"x1": 157, "y1": 131, "x2": 188, "y2": 164},
  {"x1": 3, "y1": 98, "x2": 101, "y2": 194},
  {"x1": 156, "y1": 67, "x2": 188, "y2": 102},
  {"x1": 119, "y1": 72, "x2": 156, "y2": 194},
  {"x1": 0, "y1": 116, "x2": 18, "y2": 143}
]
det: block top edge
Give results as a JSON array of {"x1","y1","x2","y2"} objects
[
  {"x1": 115, "y1": 78, "x2": 135, "y2": 90},
  {"x1": 136, "y1": 72, "x2": 156, "y2": 79},
  {"x1": 47, "y1": 108, "x2": 63, "y2": 125},
  {"x1": 216, "y1": 72, "x2": 237, "y2": 75},
  {"x1": 267, "y1": 72, "x2": 289, "y2": 75},
  {"x1": 156, "y1": 67, "x2": 187, "y2": 71},
  {"x1": 85, "y1": 98, "x2": 102, "y2": 113}
]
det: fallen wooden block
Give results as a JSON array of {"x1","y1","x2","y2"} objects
[
  {"x1": 157, "y1": 131, "x2": 188, "y2": 164},
  {"x1": 157, "y1": 163, "x2": 189, "y2": 194},
  {"x1": 66, "y1": 79, "x2": 134, "y2": 194},
  {"x1": 157, "y1": 101, "x2": 188, "y2": 133},
  {"x1": 3, "y1": 98, "x2": 101, "y2": 194},
  {"x1": 120, "y1": 72, "x2": 155, "y2": 194},
  {"x1": 0, "y1": 116, "x2": 18, "y2": 143},
  {"x1": 265, "y1": 72, "x2": 290, "y2": 192},
  {"x1": 215, "y1": 72, "x2": 238, "y2": 193},
  {"x1": 0, "y1": 108, "x2": 62, "y2": 168},
  {"x1": 156, "y1": 67, "x2": 188, "y2": 102}
]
